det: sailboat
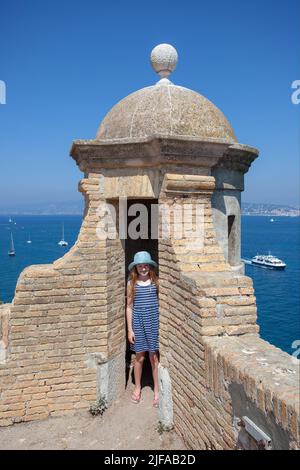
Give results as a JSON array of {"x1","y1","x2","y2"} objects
[
  {"x1": 58, "y1": 223, "x2": 68, "y2": 246},
  {"x1": 26, "y1": 233, "x2": 32, "y2": 244},
  {"x1": 8, "y1": 233, "x2": 15, "y2": 256},
  {"x1": 8, "y1": 217, "x2": 12, "y2": 223}
]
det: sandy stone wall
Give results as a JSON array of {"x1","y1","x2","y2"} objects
[
  {"x1": 0, "y1": 174, "x2": 126, "y2": 426},
  {"x1": 0, "y1": 165, "x2": 299, "y2": 451},
  {"x1": 161, "y1": 284, "x2": 299, "y2": 450},
  {"x1": 0, "y1": 304, "x2": 10, "y2": 363},
  {"x1": 204, "y1": 335, "x2": 299, "y2": 450},
  {"x1": 158, "y1": 177, "x2": 299, "y2": 450}
]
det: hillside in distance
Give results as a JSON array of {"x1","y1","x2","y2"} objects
[
  {"x1": 0, "y1": 201, "x2": 299, "y2": 216},
  {"x1": 242, "y1": 202, "x2": 300, "y2": 217}
]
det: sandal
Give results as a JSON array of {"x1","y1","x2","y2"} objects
[
  {"x1": 153, "y1": 397, "x2": 159, "y2": 408},
  {"x1": 131, "y1": 391, "x2": 141, "y2": 404}
]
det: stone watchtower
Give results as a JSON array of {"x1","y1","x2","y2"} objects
[
  {"x1": 0, "y1": 44, "x2": 299, "y2": 450},
  {"x1": 71, "y1": 41, "x2": 259, "y2": 386}
]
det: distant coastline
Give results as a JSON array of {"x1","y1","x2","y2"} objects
[
  {"x1": 0, "y1": 201, "x2": 84, "y2": 216},
  {"x1": 241, "y1": 203, "x2": 300, "y2": 217},
  {"x1": 0, "y1": 201, "x2": 299, "y2": 217},
  {"x1": 0, "y1": 212, "x2": 83, "y2": 216},
  {"x1": 242, "y1": 214, "x2": 300, "y2": 217}
]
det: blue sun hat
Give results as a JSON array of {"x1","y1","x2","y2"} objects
[{"x1": 128, "y1": 251, "x2": 158, "y2": 271}]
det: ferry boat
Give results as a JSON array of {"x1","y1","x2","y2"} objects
[{"x1": 251, "y1": 254, "x2": 286, "y2": 270}]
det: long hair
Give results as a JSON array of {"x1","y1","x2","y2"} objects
[{"x1": 127, "y1": 265, "x2": 159, "y2": 300}]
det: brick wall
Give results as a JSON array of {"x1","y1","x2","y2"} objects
[
  {"x1": 158, "y1": 180, "x2": 299, "y2": 450},
  {"x1": 0, "y1": 304, "x2": 10, "y2": 363},
  {"x1": 1, "y1": 167, "x2": 299, "y2": 451},
  {"x1": 0, "y1": 173, "x2": 125, "y2": 426}
]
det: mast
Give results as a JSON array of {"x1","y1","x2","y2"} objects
[
  {"x1": 11, "y1": 232, "x2": 14, "y2": 252},
  {"x1": 9, "y1": 232, "x2": 15, "y2": 255}
]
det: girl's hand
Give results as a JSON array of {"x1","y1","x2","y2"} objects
[{"x1": 128, "y1": 330, "x2": 135, "y2": 344}]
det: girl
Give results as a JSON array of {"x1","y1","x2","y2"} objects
[{"x1": 126, "y1": 251, "x2": 159, "y2": 408}]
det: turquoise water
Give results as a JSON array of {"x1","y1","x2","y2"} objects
[{"x1": 0, "y1": 215, "x2": 299, "y2": 355}]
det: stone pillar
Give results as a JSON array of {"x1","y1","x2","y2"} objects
[
  {"x1": 158, "y1": 172, "x2": 228, "y2": 427},
  {"x1": 211, "y1": 144, "x2": 259, "y2": 273},
  {"x1": 77, "y1": 169, "x2": 126, "y2": 406},
  {"x1": 157, "y1": 169, "x2": 259, "y2": 432}
]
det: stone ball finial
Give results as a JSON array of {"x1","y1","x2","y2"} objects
[{"x1": 150, "y1": 44, "x2": 178, "y2": 79}]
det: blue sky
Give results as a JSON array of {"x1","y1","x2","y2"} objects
[{"x1": 0, "y1": 0, "x2": 299, "y2": 206}]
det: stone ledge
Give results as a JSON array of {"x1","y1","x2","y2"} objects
[
  {"x1": 204, "y1": 334, "x2": 300, "y2": 447},
  {"x1": 0, "y1": 304, "x2": 11, "y2": 363}
]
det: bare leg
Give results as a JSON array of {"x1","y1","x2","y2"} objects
[
  {"x1": 133, "y1": 352, "x2": 145, "y2": 396},
  {"x1": 149, "y1": 352, "x2": 159, "y2": 401}
]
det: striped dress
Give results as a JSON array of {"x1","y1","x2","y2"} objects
[{"x1": 130, "y1": 280, "x2": 159, "y2": 353}]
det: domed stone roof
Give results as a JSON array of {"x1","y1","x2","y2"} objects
[
  {"x1": 96, "y1": 44, "x2": 236, "y2": 143},
  {"x1": 96, "y1": 83, "x2": 236, "y2": 143}
]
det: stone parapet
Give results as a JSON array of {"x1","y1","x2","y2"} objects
[
  {"x1": 0, "y1": 304, "x2": 11, "y2": 363},
  {"x1": 159, "y1": 266, "x2": 299, "y2": 449},
  {"x1": 204, "y1": 335, "x2": 299, "y2": 450},
  {"x1": 0, "y1": 176, "x2": 126, "y2": 427}
]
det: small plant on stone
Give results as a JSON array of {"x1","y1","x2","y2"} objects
[
  {"x1": 157, "y1": 420, "x2": 172, "y2": 435},
  {"x1": 89, "y1": 395, "x2": 108, "y2": 416}
]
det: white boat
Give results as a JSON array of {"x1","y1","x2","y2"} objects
[
  {"x1": 26, "y1": 233, "x2": 32, "y2": 244},
  {"x1": 8, "y1": 233, "x2": 15, "y2": 256},
  {"x1": 270, "y1": 218, "x2": 274, "y2": 222},
  {"x1": 8, "y1": 217, "x2": 12, "y2": 223},
  {"x1": 58, "y1": 223, "x2": 68, "y2": 246},
  {"x1": 251, "y1": 254, "x2": 286, "y2": 270}
]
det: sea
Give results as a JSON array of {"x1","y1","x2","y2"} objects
[{"x1": 0, "y1": 215, "x2": 299, "y2": 356}]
